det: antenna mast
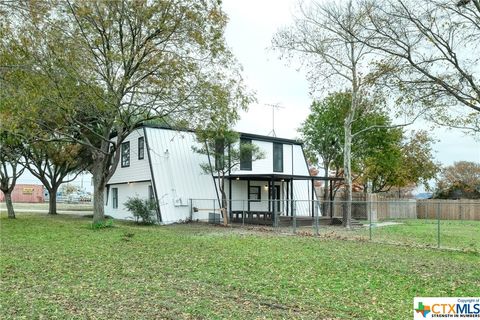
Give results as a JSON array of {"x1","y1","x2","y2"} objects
[{"x1": 264, "y1": 103, "x2": 284, "y2": 137}]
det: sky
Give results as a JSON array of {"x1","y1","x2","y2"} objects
[
  {"x1": 222, "y1": 0, "x2": 480, "y2": 166},
  {"x1": 16, "y1": 0, "x2": 480, "y2": 191}
]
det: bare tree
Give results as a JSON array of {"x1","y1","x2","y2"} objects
[
  {"x1": 357, "y1": 0, "x2": 480, "y2": 132},
  {"x1": 273, "y1": 0, "x2": 381, "y2": 228}
]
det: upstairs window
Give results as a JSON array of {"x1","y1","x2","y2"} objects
[
  {"x1": 273, "y1": 143, "x2": 283, "y2": 172},
  {"x1": 240, "y1": 138, "x2": 252, "y2": 170},
  {"x1": 121, "y1": 141, "x2": 130, "y2": 167},
  {"x1": 138, "y1": 137, "x2": 145, "y2": 160}
]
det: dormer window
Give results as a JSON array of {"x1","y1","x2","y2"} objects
[
  {"x1": 273, "y1": 143, "x2": 283, "y2": 172},
  {"x1": 121, "y1": 141, "x2": 130, "y2": 167},
  {"x1": 240, "y1": 138, "x2": 252, "y2": 170}
]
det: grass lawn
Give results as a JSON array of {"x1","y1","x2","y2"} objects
[
  {"x1": 1, "y1": 214, "x2": 479, "y2": 319},
  {"x1": 304, "y1": 219, "x2": 480, "y2": 252}
]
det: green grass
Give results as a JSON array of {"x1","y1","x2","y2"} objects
[
  {"x1": 368, "y1": 219, "x2": 480, "y2": 251},
  {"x1": 1, "y1": 214, "x2": 479, "y2": 319},
  {"x1": 310, "y1": 219, "x2": 480, "y2": 252}
]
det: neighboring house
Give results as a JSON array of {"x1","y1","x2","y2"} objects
[{"x1": 105, "y1": 124, "x2": 338, "y2": 224}]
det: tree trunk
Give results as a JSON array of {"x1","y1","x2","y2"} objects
[
  {"x1": 4, "y1": 191, "x2": 15, "y2": 219},
  {"x1": 322, "y1": 165, "x2": 330, "y2": 219},
  {"x1": 343, "y1": 113, "x2": 353, "y2": 229},
  {"x1": 48, "y1": 186, "x2": 58, "y2": 215},
  {"x1": 219, "y1": 175, "x2": 228, "y2": 226},
  {"x1": 92, "y1": 165, "x2": 106, "y2": 224}
]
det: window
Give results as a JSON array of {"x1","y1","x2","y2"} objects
[
  {"x1": 240, "y1": 138, "x2": 252, "y2": 170},
  {"x1": 112, "y1": 188, "x2": 118, "y2": 209},
  {"x1": 273, "y1": 143, "x2": 283, "y2": 172},
  {"x1": 138, "y1": 137, "x2": 145, "y2": 160},
  {"x1": 214, "y1": 138, "x2": 224, "y2": 171},
  {"x1": 121, "y1": 141, "x2": 130, "y2": 167},
  {"x1": 248, "y1": 186, "x2": 261, "y2": 202},
  {"x1": 148, "y1": 185, "x2": 154, "y2": 201}
]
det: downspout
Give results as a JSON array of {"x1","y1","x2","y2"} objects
[{"x1": 143, "y1": 127, "x2": 162, "y2": 222}]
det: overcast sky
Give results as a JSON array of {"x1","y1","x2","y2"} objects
[
  {"x1": 223, "y1": 0, "x2": 479, "y2": 167},
  {"x1": 17, "y1": 0, "x2": 480, "y2": 190}
]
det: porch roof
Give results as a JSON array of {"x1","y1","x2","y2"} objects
[{"x1": 223, "y1": 173, "x2": 343, "y2": 182}]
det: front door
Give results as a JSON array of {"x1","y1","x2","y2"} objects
[{"x1": 270, "y1": 185, "x2": 281, "y2": 212}]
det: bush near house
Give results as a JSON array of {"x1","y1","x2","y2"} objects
[{"x1": 124, "y1": 197, "x2": 157, "y2": 224}]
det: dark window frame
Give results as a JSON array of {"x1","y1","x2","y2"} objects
[
  {"x1": 148, "y1": 185, "x2": 154, "y2": 202},
  {"x1": 240, "y1": 138, "x2": 252, "y2": 171},
  {"x1": 248, "y1": 186, "x2": 261, "y2": 202},
  {"x1": 214, "y1": 138, "x2": 225, "y2": 171},
  {"x1": 112, "y1": 188, "x2": 118, "y2": 209},
  {"x1": 121, "y1": 141, "x2": 130, "y2": 167},
  {"x1": 273, "y1": 142, "x2": 283, "y2": 172},
  {"x1": 138, "y1": 137, "x2": 145, "y2": 160}
]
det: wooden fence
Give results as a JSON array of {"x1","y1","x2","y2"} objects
[
  {"x1": 324, "y1": 193, "x2": 480, "y2": 221},
  {"x1": 416, "y1": 200, "x2": 480, "y2": 221}
]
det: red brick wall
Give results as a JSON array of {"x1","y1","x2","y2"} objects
[{"x1": 0, "y1": 184, "x2": 45, "y2": 203}]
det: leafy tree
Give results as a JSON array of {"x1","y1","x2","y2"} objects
[
  {"x1": 22, "y1": 141, "x2": 88, "y2": 215},
  {"x1": 362, "y1": 130, "x2": 440, "y2": 194},
  {"x1": 1, "y1": 0, "x2": 251, "y2": 224},
  {"x1": 436, "y1": 161, "x2": 480, "y2": 199},
  {"x1": 301, "y1": 92, "x2": 440, "y2": 200},
  {"x1": 0, "y1": 132, "x2": 25, "y2": 219}
]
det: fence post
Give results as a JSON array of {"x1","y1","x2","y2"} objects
[
  {"x1": 293, "y1": 200, "x2": 297, "y2": 234},
  {"x1": 459, "y1": 201, "x2": 463, "y2": 221},
  {"x1": 369, "y1": 202, "x2": 372, "y2": 241},
  {"x1": 314, "y1": 200, "x2": 319, "y2": 236},
  {"x1": 189, "y1": 199, "x2": 193, "y2": 221},
  {"x1": 213, "y1": 199, "x2": 216, "y2": 224},
  {"x1": 437, "y1": 201, "x2": 440, "y2": 249}
]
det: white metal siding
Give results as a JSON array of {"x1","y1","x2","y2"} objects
[
  {"x1": 105, "y1": 181, "x2": 152, "y2": 220},
  {"x1": 108, "y1": 129, "x2": 152, "y2": 184},
  {"x1": 232, "y1": 140, "x2": 298, "y2": 175},
  {"x1": 104, "y1": 127, "x2": 318, "y2": 223},
  {"x1": 146, "y1": 127, "x2": 217, "y2": 223}
]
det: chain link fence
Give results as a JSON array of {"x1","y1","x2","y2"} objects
[{"x1": 190, "y1": 199, "x2": 480, "y2": 252}]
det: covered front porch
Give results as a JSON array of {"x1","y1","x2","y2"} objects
[{"x1": 220, "y1": 173, "x2": 342, "y2": 226}]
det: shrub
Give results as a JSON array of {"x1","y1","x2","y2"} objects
[
  {"x1": 124, "y1": 197, "x2": 157, "y2": 224},
  {"x1": 90, "y1": 218, "x2": 114, "y2": 229}
]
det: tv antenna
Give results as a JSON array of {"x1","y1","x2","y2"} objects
[{"x1": 264, "y1": 103, "x2": 285, "y2": 137}]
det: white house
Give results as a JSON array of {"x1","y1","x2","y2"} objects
[{"x1": 105, "y1": 124, "x2": 338, "y2": 224}]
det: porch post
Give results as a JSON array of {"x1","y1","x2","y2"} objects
[
  {"x1": 271, "y1": 175, "x2": 275, "y2": 226},
  {"x1": 290, "y1": 178, "x2": 294, "y2": 217},
  {"x1": 286, "y1": 180, "x2": 289, "y2": 216},
  {"x1": 228, "y1": 177, "x2": 232, "y2": 221},
  {"x1": 329, "y1": 179, "x2": 334, "y2": 218},
  {"x1": 311, "y1": 179, "x2": 315, "y2": 218},
  {"x1": 247, "y1": 179, "x2": 251, "y2": 214}
]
